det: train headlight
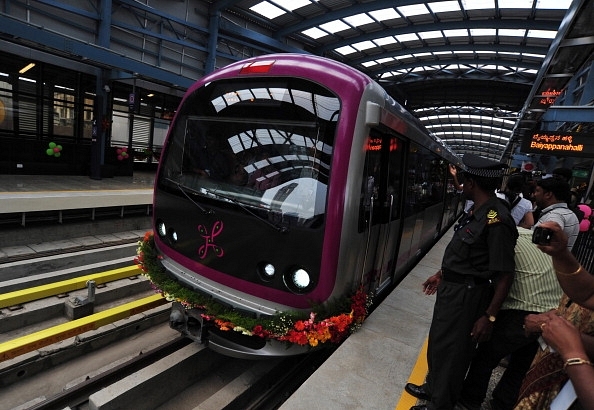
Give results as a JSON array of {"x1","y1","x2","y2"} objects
[
  {"x1": 157, "y1": 220, "x2": 167, "y2": 237},
  {"x1": 170, "y1": 229, "x2": 178, "y2": 243},
  {"x1": 263, "y1": 263, "x2": 275, "y2": 277},
  {"x1": 284, "y1": 267, "x2": 312, "y2": 293},
  {"x1": 257, "y1": 262, "x2": 276, "y2": 282}
]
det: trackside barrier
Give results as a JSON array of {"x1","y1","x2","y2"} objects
[
  {"x1": 0, "y1": 293, "x2": 167, "y2": 362},
  {"x1": 572, "y1": 230, "x2": 594, "y2": 273}
]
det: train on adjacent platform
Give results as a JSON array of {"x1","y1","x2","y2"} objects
[{"x1": 151, "y1": 53, "x2": 463, "y2": 358}]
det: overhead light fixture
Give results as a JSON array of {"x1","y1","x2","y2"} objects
[
  {"x1": 147, "y1": 93, "x2": 154, "y2": 97},
  {"x1": 19, "y1": 63, "x2": 35, "y2": 74}
]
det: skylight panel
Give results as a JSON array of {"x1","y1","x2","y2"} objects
[
  {"x1": 377, "y1": 57, "x2": 395, "y2": 64},
  {"x1": 352, "y1": 40, "x2": 376, "y2": 51},
  {"x1": 462, "y1": 0, "x2": 496, "y2": 10},
  {"x1": 443, "y1": 29, "x2": 469, "y2": 38},
  {"x1": 362, "y1": 61, "x2": 378, "y2": 68},
  {"x1": 380, "y1": 71, "x2": 406, "y2": 79},
  {"x1": 413, "y1": 52, "x2": 432, "y2": 58},
  {"x1": 374, "y1": 36, "x2": 398, "y2": 46},
  {"x1": 527, "y1": 30, "x2": 557, "y2": 39},
  {"x1": 397, "y1": 4, "x2": 431, "y2": 17},
  {"x1": 418, "y1": 31, "x2": 443, "y2": 40},
  {"x1": 499, "y1": 29, "x2": 527, "y2": 38},
  {"x1": 302, "y1": 27, "x2": 327, "y2": 39},
  {"x1": 369, "y1": 8, "x2": 400, "y2": 21},
  {"x1": 335, "y1": 45, "x2": 357, "y2": 55},
  {"x1": 344, "y1": 13, "x2": 374, "y2": 27},
  {"x1": 271, "y1": 0, "x2": 310, "y2": 11},
  {"x1": 498, "y1": 0, "x2": 534, "y2": 8},
  {"x1": 250, "y1": 2, "x2": 285, "y2": 19},
  {"x1": 536, "y1": 0, "x2": 573, "y2": 9},
  {"x1": 320, "y1": 20, "x2": 351, "y2": 34},
  {"x1": 395, "y1": 33, "x2": 419, "y2": 43},
  {"x1": 470, "y1": 28, "x2": 496, "y2": 36},
  {"x1": 500, "y1": 51, "x2": 522, "y2": 57},
  {"x1": 428, "y1": 1, "x2": 462, "y2": 13}
]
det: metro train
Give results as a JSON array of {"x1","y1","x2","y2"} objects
[{"x1": 147, "y1": 53, "x2": 464, "y2": 358}]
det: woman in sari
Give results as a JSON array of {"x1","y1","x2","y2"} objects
[{"x1": 514, "y1": 220, "x2": 594, "y2": 409}]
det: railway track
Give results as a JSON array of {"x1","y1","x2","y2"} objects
[{"x1": 0, "y1": 242, "x2": 330, "y2": 410}]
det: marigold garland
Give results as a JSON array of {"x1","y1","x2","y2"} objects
[{"x1": 135, "y1": 231, "x2": 372, "y2": 348}]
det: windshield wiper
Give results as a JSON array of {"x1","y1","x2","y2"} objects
[
  {"x1": 206, "y1": 188, "x2": 289, "y2": 234},
  {"x1": 165, "y1": 178, "x2": 213, "y2": 215}
]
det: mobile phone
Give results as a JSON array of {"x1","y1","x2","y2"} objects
[{"x1": 532, "y1": 226, "x2": 553, "y2": 245}]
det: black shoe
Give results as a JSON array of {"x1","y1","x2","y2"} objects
[
  {"x1": 405, "y1": 383, "x2": 431, "y2": 401},
  {"x1": 410, "y1": 406, "x2": 428, "y2": 410},
  {"x1": 456, "y1": 400, "x2": 480, "y2": 410}
]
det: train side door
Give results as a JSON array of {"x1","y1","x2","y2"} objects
[{"x1": 359, "y1": 130, "x2": 405, "y2": 293}]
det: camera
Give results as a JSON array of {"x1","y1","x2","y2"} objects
[{"x1": 532, "y1": 226, "x2": 553, "y2": 245}]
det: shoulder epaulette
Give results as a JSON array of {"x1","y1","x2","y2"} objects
[{"x1": 486, "y1": 208, "x2": 501, "y2": 225}]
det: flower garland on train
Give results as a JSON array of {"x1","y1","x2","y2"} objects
[{"x1": 135, "y1": 231, "x2": 371, "y2": 347}]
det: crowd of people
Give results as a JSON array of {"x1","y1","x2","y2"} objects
[{"x1": 404, "y1": 155, "x2": 594, "y2": 410}]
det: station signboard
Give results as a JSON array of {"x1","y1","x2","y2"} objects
[{"x1": 521, "y1": 131, "x2": 594, "y2": 158}]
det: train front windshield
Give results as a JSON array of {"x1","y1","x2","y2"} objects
[{"x1": 159, "y1": 78, "x2": 339, "y2": 227}]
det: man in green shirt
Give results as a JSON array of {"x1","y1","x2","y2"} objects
[{"x1": 457, "y1": 227, "x2": 562, "y2": 410}]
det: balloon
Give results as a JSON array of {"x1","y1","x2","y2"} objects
[
  {"x1": 116, "y1": 147, "x2": 129, "y2": 160},
  {"x1": 579, "y1": 219, "x2": 590, "y2": 232},
  {"x1": 46, "y1": 142, "x2": 62, "y2": 157},
  {"x1": 578, "y1": 204, "x2": 592, "y2": 219}
]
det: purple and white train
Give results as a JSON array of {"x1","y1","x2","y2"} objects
[{"x1": 152, "y1": 54, "x2": 463, "y2": 358}]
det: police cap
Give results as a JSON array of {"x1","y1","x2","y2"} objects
[{"x1": 462, "y1": 153, "x2": 507, "y2": 178}]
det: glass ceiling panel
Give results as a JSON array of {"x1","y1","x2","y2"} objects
[
  {"x1": 241, "y1": 0, "x2": 573, "y2": 161},
  {"x1": 369, "y1": 8, "x2": 400, "y2": 21},
  {"x1": 396, "y1": 4, "x2": 431, "y2": 17},
  {"x1": 428, "y1": 1, "x2": 462, "y2": 13}
]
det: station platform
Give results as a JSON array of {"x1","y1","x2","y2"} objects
[
  {"x1": 0, "y1": 170, "x2": 155, "y2": 214},
  {"x1": 0, "y1": 170, "x2": 155, "y2": 255},
  {"x1": 280, "y1": 228, "x2": 453, "y2": 410}
]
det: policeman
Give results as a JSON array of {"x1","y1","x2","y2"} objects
[{"x1": 405, "y1": 154, "x2": 518, "y2": 410}]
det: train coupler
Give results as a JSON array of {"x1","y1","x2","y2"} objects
[{"x1": 169, "y1": 301, "x2": 209, "y2": 344}]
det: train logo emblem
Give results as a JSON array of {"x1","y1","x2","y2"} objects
[{"x1": 197, "y1": 221, "x2": 224, "y2": 259}]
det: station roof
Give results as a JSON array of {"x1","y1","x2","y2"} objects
[{"x1": 213, "y1": 0, "x2": 593, "y2": 162}]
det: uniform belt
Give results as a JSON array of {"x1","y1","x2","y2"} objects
[{"x1": 442, "y1": 269, "x2": 491, "y2": 285}]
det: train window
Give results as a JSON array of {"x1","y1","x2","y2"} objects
[
  {"x1": 158, "y1": 77, "x2": 339, "y2": 228},
  {"x1": 405, "y1": 144, "x2": 447, "y2": 215}
]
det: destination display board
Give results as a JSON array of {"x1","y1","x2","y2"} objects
[{"x1": 521, "y1": 131, "x2": 594, "y2": 158}]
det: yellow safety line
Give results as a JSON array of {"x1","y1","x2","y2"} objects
[
  {"x1": 0, "y1": 265, "x2": 143, "y2": 308},
  {"x1": 0, "y1": 293, "x2": 167, "y2": 362},
  {"x1": 395, "y1": 338, "x2": 429, "y2": 410}
]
